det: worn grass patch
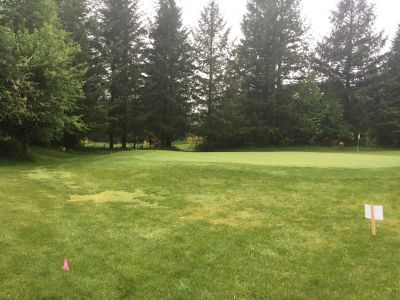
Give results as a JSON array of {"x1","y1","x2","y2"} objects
[
  {"x1": 24, "y1": 168, "x2": 75, "y2": 180},
  {"x1": 68, "y1": 190, "x2": 161, "y2": 208},
  {"x1": 209, "y1": 210, "x2": 265, "y2": 227},
  {"x1": 1, "y1": 148, "x2": 400, "y2": 299},
  {"x1": 24, "y1": 168, "x2": 78, "y2": 189},
  {"x1": 69, "y1": 190, "x2": 143, "y2": 203},
  {"x1": 179, "y1": 193, "x2": 266, "y2": 227}
]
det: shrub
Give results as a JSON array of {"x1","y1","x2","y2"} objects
[{"x1": 186, "y1": 135, "x2": 204, "y2": 149}]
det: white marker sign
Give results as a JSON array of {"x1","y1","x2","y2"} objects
[{"x1": 365, "y1": 204, "x2": 384, "y2": 220}]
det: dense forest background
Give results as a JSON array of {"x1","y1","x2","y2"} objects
[{"x1": 1, "y1": 0, "x2": 400, "y2": 156}]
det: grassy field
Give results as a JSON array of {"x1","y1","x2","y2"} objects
[{"x1": 0, "y1": 148, "x2": 399, "y2": 299}]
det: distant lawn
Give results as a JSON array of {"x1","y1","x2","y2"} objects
[
  {"x1": 173, "y1": 140, "x2": 195, "y2": 151},
  {"x1": 0, "y1": 149, "x2": 399, "y2": 299}
]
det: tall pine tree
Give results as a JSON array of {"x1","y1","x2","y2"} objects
[
  {"x1": 0, "y1": 0, "x2": 57, "y2": 31},
  {"x1": 56, "y1": 0, "x2": 92, "y2": 148},
  {"x1": 315, "y1": 0, "x2": 386, "y2": 139},
  {"x1": 145, "y1": 0, "x2": 194, "y2": 148},
  {"x1": 237, "y1": 0, "x2": 308, "y2": 145},
  {"x1": 193, "y1": 0, "x2": 230, "y2": 148},
  {"x1": 373, "y1": 25, "x2": 400, "y2": 146},
  {"x1": 101, "y1": 0, "x2": 146, "y2": 150}
]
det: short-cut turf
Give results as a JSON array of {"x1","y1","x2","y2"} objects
[{"x1": 1, "y1": 149, "x2": 399, "y2": 299}]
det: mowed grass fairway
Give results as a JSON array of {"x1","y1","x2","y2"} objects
[{"x1": 1, "y1": 149, "x2": 400, "y2": 299}]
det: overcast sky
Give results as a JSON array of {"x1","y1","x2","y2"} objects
[{"x1": 143, "y1": 0, "x2": 400, "y2": 46}]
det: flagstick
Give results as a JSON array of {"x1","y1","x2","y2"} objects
[{"x1": 371, "y1": 205, "x2": 376, "y2": 236}]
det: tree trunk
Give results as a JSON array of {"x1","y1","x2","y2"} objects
[
  {"x1": 21, "y1": 137, "x2": 30, "y2": 159},
  {"x1": 160, "y1": 133, "x2": 172, "y2": 149},
  {"x1": 344, "y1": 1, "x2": 354, "y2": 130},
  {"x1": 121, "y1": 97, "x2": 128, "y2": 150},
  {"x1": 160, "y1": 133, "x2": 165, "y2": 148},
  {"x1": 121, "y1": 133, "x2": 127, "y2": 150},
  {"x1": 109, "y1": 131, "x2": 114, "y2": 150},
  {"x1": 165, "y1": 134, "x2": 172, "y2": 149}
]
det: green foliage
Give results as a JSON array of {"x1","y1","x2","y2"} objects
[
  {"x1": 0, "y1": 0, "x2": 85, "y2": 155},
  {"x1": 0, "y1": 0, "x2": 58, "y2": 31},
  {"x1": 193, "y1": 0, "x2": 230, "y2": 148},
  {"x1": 239, "y1": 0, "x2": 308, "y2": 95},
  {"x1": 100, "y1": 0, "x2": 147, "y2": 149},
  {"x1": 236, "y1": 0, "x2": 308, "y2": 146},
  {"x1": 20, "y1": 25, "x2": 85, "y2": 141},
  {"x1": 373, "y1": 26, "x2": 400, "y2": 146},
  {"x1": 294, "y1": 79, "x2": 350, "y2": 145},
  {"x1": 57, "y1": 0, "x2": 88, "y2": 41},
  {"x1": 315, "y1": 0, "x2": 386, "y2": 134},
  {"x1": 1, "y1": 0, "x2": 399, "y2": 152},
  {"x1": 145, "y1": 0, "x2": 194, "y2": 148},
  {"x1": 80, "y1": 15, "x2": 109, "y2": 142},
  {"x1": 0, "y1": 27, "x2": 28, "y2": 125}
]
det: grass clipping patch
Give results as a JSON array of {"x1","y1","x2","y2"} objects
[{"x1": 69, "y1": 190, "x2": 159, "y2": 207}]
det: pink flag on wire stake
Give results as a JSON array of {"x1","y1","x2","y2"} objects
[{"x1": 63, "y1": 258, "x2": 69, "y2": 271}]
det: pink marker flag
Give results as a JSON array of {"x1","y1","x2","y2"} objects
[{"x1": 63, "y1": 258, "x2": 70, "y2": 271}]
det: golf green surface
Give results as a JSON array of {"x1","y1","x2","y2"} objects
[
  {"x1": 137, "y1": 150, "x2": 400, "y2": 168},
  {"x1": 0, "y1": 149, "x2": 399, "y2": 299}
]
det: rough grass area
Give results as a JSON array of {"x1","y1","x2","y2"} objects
[{"x1": 0, "y1": 148, "x2": 399, "y2": 299}]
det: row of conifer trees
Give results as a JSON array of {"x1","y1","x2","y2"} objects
[{"x1": 1, "y1": 0, "x2": 399, "y2": 154}]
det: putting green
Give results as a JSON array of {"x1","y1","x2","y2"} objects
[{"x1": 135, "y1": 150, "x2": 400, "y2": 168}]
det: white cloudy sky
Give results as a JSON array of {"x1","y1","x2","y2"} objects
[{"x1": 143, "y1": 0, "x2": 400, "y2": 45}]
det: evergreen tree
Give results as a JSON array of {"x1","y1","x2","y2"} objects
[
  {"x1": 373, "y1": 25, "x2": 400, "y2": 146},
  {"x1": 315, "y1": 0, "x2": 386, "y2": 138},
  {"x1": 57, "y1": 0, "x2": 91, "y2": 148},
  {"x1": 0, "y1": 0, "x2": 57, "y2": 31},
  {"x1": 145, "y1": 0, "x2": 194, "y2": 148},
  {"x1": 101, "y1": 0, "x2": 146, "y2": 150},
  {"x1": 193, "y1": 0, "x2": 230, "y2": 148},
  {"x1": 81, "y1": 6, "x2": 110, "y2": 144},
  {"x1": 293, "y1": 79, "x2": 349, "y2": 145},
  {"x1": 57, "y1": 0, "x2": 87, "y2": 42},
  {"x1": 237, "y1": 0, "x2": 308, "y2": 145}
]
